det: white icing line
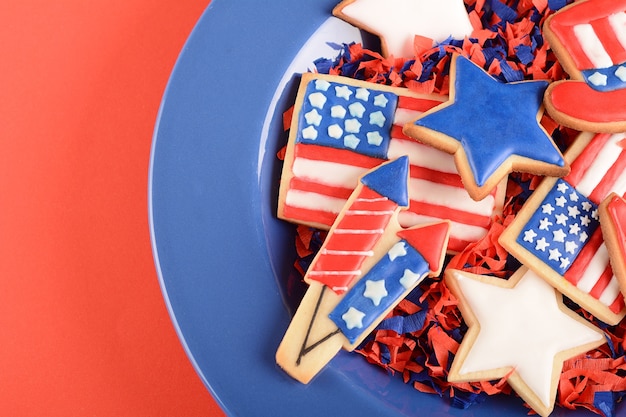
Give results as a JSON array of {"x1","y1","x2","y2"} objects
[
  {"x1": 576, "y1": 243, "x2": 610, "y2": 293},
  {"x1": 408, "y1": 178, "x2": 496, "y2": 216},
  {"x1": 609, "y1": 12, "x2": 626, "y2": 54},
  {"x1": 285, "y1": 190, "x2": 346, "y2": 214},
  {"x1": 575, "y1": 134, "x2": 624, "y2": 196},
  {"x1": 387, "y1": 138, "x2": 458, "y2": 174},
  {"x1": 598, "y1": 275, "x2": 621, "y2": 307},
  {"x1": 398, "y1": 212, "x2": 488, "y2": 242},
  {"x1": 393, "y1": 108, "x2": 422, "y2": 125},
  {"x1": 292, "y1": 157, "x2": 369, "y2": 189},
  {"x1": 573, "y1": 23, "x2": 614, "y2": 68}
]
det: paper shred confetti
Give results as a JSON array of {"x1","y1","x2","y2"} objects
[{"x1": 277, "y1": 0, "x2": 626, "y2": 414}]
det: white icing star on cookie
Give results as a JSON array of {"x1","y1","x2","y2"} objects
[
  {"x1": 333, "y1": 0, "x2": 474, "y2": 57},
  {"x1": 446, "y1": 267, "x2": 604, "y2": 417}
]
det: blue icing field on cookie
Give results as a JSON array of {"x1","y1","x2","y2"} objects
[
  {"x1": 412, "y1": 56, "x2": 565, "y2": 187},
  {"x1": 360, "y1": 156, "x2": 409, "y2": 207},
  {"x1": 328, "y1": 239, "x2": 429, "y2": 344},
  {"x1": 297, "y1": 78, "x2": 398, "y2": 159},
  {"x1": 515, "y1": 179, "x2": 600, "y2": 275}
]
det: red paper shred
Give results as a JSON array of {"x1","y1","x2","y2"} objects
[{"x1": 280, "y1": 0, "x2": 626, "y2": 414}]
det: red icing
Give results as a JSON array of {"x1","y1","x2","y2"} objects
[
  {"x1": 308, "y1": 187, "x2": 396, "y2": 292},
  {"x1": 607, "y1": 194, "x2": 626, "y2": 265},
  {"x1": 588, "y1": 148, "x2": 626, "y2": 204},
  {"x1": 564, "y1": 133, "x2": 611, "y2": 186},
  {"x1": 564, "y1": 227, "x2": 605, "y2": 286},
  {"x1": 548, "y1": 0, "x2": 626, "y2": 70},
  {"x1": 549, "y1": 81, "x2": 626, "y2": 124},
  {"x1": 396, "y1": 222, "x2": 450, "y2": 273},
  {"x1": 294, "y1": 142, "x2": 383, "y2": 169}
]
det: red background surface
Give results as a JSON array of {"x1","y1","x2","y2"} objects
[{"x1": 0, "y1": 1, "x2": 226, "y2": 416}]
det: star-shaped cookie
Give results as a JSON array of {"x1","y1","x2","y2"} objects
[
  {"x1": 332, "y1": 0, "x2": 473, "y2": 58},
  {"x1": 403, "y1": 54, "x2": 570, "y2": 201},
  {"x1": 445, "y1": 267, "x2": 605, "y2": 417}
]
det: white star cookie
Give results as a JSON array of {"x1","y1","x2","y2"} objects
[
  {"x1": 445, "y1": 267, "x2": 605, "y2": 417},
  {"x1": 333, "y1": 0, "x2": 473, "y2": 57}
]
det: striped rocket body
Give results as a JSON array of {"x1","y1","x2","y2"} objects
[
  {"x1": 307, "y1": 187, "x2": 398, "y2": 293},
  {"x1": 280, "y1": 74, "x2": 501, "y2": 253},
  {"x1": 305, "y1": 156, "x2": 410, "y2": 294},
  {"x1": 512, "y1": 132, "x2": 626, "y2": 316},
  {"x1": 548, "y1": 0, "x2": 626, "y2": 91}
]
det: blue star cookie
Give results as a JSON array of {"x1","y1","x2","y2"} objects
[{"x1": 403, "y1": 54, "x2": 570, "y2": 201}]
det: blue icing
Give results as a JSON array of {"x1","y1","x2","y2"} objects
[
  {"x1": 360, "y1": 156, "x2": 409, "y2": 206},
  {"x1": 413, "y1": 56, "x2": 565, "y2": 187},
  {"x1": 296, "y1": 78, "x2": 398, "y2": 159},
  {"x1": 582, "y1": 65, "x2": 626, "y2": 92},
  {"x1": 328, "y1": 239, "x2": 429, "y2": 344},
  {"x1": 515, "y1": 178, "x2": 600, "y2": 275}
]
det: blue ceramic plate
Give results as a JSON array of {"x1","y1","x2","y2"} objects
[{"x1": 149, "y1": 1, "x2": 599, "y2": 416}]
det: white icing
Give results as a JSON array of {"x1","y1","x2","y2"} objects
[
  {"x1": 308, "y1": 92, "x2": 327, "y2": 109},
  {"x1": 599, "y1": 275, "x2": 623, "y2": 307},
  {"x1": 344, "y1": 134, "x2": 360, "y2": 149},
  {"x1": 305, "y1": 109, "x2": 323, "y2": 125},
  {"x1": 355, "y1": 87, "x2": 370, "y2": 101},
  {"x1": 573, "y1": 23, "x2": 613, "y2": 68},
  {"x1": 328, "y1": 124, "x2": 344, "y2": 139},
  {"x1": 407, "y1": 178, "x2": 496, "y2": 216},
  {"x1": 373, "y1": 94, "x2": 389, "y2": 107},
  {"x1": 387, "y1": 139, "x2": 458, "y2": 174},
  {"x1": 301, "y1": 126, "x2": 318, "y2": 140},
  {"x1": 388, "y1": 241, "x2": 407, "y2": 261},
  {"x1": 393, "y1": 107, "x2": 422, "y2": 125},
  {"x1": 399, "y1": 269, "x2": 424, "y2": 289},
  {"x1": 363, "y1": 279, "x2": 388, "y2": 306},
  {"x1": 616, "y1": 65, "x2": 626, "y2": 82},
  {"x1": 398, "y1": 212, "x2": 487, "y2": 242},
  {"x1": 575, "y1": 134, "x2": 626, "y2": 197},
  {"x1": 345, "y1": 209, "x2": 395, "y2": 215},
  {"x1": 342, "y1": 307, "x2": 366, "y2": 329},
  {"x1": 348, "y1": 102, "x2": 366, "y2": 118},
  {"x1": 608, "y1": 12, "x2": 626, "y2": 52},
  {"x1": 344, "y1": 118, "x2": 362, "y2": 133},
  {"x1": 575, "y1": 243, "x2": 610, "y2": 293},
  {"x1": 453, "y1": 269, "x2": 603, "y2": 409},
  {"x1": 315, "y1": 79, "x2": 331, "y2": 91},
  {"x1": 367, "y1": 131, "x2": 384, "y2": 145},
  {"x1": 339, "y1": 0, "x2": 473, "y2": 57},
  {"x1": 285, "y1": 189, "x2": 346, "y2": 214},
  {"x1": 588, "y1": 71, "x2": 608, "y2": 86},
  {"x1": 291, "y1": 157, "x2": 368, "y2": 188},
  {"x1": 369, "y1": 111, "x2": 386, "y2": 127},
  {"x1": 335, "y1": 85, "x2": 353, "y2": 100},
  {"x1": 330, "y1": 105, "x2": 347, "y2": 118}
]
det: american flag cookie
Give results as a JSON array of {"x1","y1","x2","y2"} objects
[
  {"x1": 445, "y1": 266, "x2": 606, "y2": 417},
  {"x1": 403, "y1": 54, "x2": 570, "y2": 201},
  {"x1": 500, "y1": 131, "x2": 626, "y2": 324},
  {"x1": 599, "y1": 192, "x2": 626, "y2": 296},
  {"x1": 332, "y1": 0, "x2": 473, "y2": 58},
  {"x1": 275, "y1": 157, "x2": 450, "y2": 383},
  {"x1": 543, "y1": 0, "x2": 626, "y2": 133},
  {"x1": 277, "y1": 72, "x2": 506, "y2": 253}
]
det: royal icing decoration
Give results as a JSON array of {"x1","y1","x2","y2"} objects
[
  {"x1": 547, "y1": 0, "x2": 626, "y2": 92},
  {"x1": 599, "y1": 193, "x2": 626, "y2": 294},
  {"x1": 306, "y1": 156, "x2": 409, "y2": 293},
  {"x1": 446, "y1": 267, "x2": 605, "y2": 417},
  {"x1": 279, "y1": 73, "x2": 505, "y2": 252},
  {"x1": 332, "y1": 0, "x2": 473, "y2": 58},
  {"x1": 500, "y1": 132, "x2": 626, "y2": 324},
  {"x1": 329, "y1": 222, "x2": 450, "y2": 344},
  {"x1": 403, "y1": 55, "x2": 568, "y2": 200},
  {"x1": 276, "y1": 157, "x2": 450, "y2": 384}
]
